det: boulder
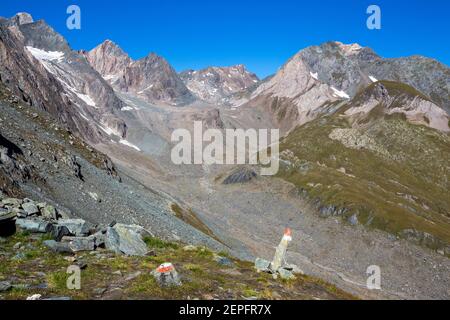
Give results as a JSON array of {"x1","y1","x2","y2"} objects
[
  {"x1": 152, "y1": 263, "x2": 182, "y2": 287},
  {"x1": 16, "y1": 218, "x2": 52, "y2": 233},
  {"x1": 105, "y1": 224, "x2": 150, "y2": 256},
  {"x1": 21, "y1": 202, "x2": 39, "y2": 216},
  {"x1": 2, "y1": 198, "x2": 22, "y2": 207},
  {"x1": 62, "y1": 236, "x2": 95, "y2": 252},
  {"x1": 12, "y1": 208, "x2": 27, "y2": 218},
  {"x1": 254, "y1": 258, "x2": 271, "y2": 272},
  {"x1": 56, "y1": 219, "x2": 90, "y2": 236},
  {"x1": 43, "y1": 240, "x2": 72, "y2": 254},
  {"x1": 50, "y1": 225, "x2": 71, "y2": 242},
  {"x1": 41, "y1": 205, "x2": 58, "y2": 220},
  {"x1": 0, "y1": 208, "x2": 16, "y2": 221},
  {"x1": 12, "y1": 252, "x2": 26, "y2": 260},
  {"x1": 223, "y1": 167, "x2": 257, "y2": 185},
  {"x1": 91, "y1": 231, "x2": 106, "y2": 248}
]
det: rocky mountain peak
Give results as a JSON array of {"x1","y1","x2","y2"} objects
[
  {"x1": 114, "y1": 52, "x2": 194, "y2": 105},
  {"x1": 12, "y1": 12, "x2": 34, "y2": 26},
  {"x1": 87, "y1": 39, "x2": 131, "y2": 80},
  {"x1": 180, "y1": 64, "x2": 259, "y2": 105},
  {"x1": 334, "y1": 41, "x2": 363, "y2": 56},
  {"x1": 345, "y1": 81, "x2": 450, "y2": 132},
  {"x1": 253, "y1": 52, "x2": 320, "y2": 98},
  {"x1": 295, "y1": 41, "x2": 449, "y2": 113}
]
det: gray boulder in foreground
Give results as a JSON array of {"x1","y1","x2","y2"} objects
[
  {"x1": 50, "y1": 225, "x2": 71, "y2": 242},
  {"x1": 105, "y1": 224, "x2": 150, "y2": 256},
  {"x1": 62, "y1": 236, "x2": 96, "y2": 252},
  {"x1": 41, "y1": 205, "x2": 58, "y2": 220},
  {"x1": 43, "y1": 240, "x2": 72, "y2": 254},
  {"x1": 21, "y1": 202, "x2": 39, "y2": 216},
  {"x1": 56, "y1": 219, "x2": 91, "y2": 237},
  {"x1": 16, "y1": 218, "x2": 52, "y2": 233}
]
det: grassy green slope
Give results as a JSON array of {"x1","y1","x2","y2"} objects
[
  {"x1": 278, "y1": 83, "x2": 450, "y2": 250},
  {"x1": 0, "y1": 231, "x2": 354, "y2": 300}
]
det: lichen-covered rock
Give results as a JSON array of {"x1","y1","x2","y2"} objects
[
  {"x1": 21, "y1": 202, "x2": 39, "y2": 216},
  {"x1": 50, "y1": 225, "x2": 71, "y2": 242},
  {"x1": 2, "y1": 198, "x2": 22, "y2": 207},
  {"x1": 41, "y1": 205, "x2": 58, "y2": 220},
  {"x1": 43, "y1": 240, "x2": 72, "y2": 254},
  {"x1": 105, "y1": 224, "x2": 150, "y2": 256},
  {"x1": 16, "y1": 218, "x2": 52, "y2": 233},
  {"x1": 56, "y1": 219, "x2": 91, "y2": 237},
  {"x1": 63, "y1": 236, "x2": 96, "y2": 252}
]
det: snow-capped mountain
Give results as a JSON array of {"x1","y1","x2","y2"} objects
[
  {"x1": 237, "y1": 49, "x2": 348, "y2": 133},
  {"x1": 237, "y1": 41, "x2": 450, "y2": 134},
  {"x1": 0, "y1": 13, "x2": 127, "y2": 142},
  {"x1": 85, "y1": 41, "x2": 194, "y2": 106},
  {"x1": 298, "y1": 41, "x2": 450, "y2": 113},
  {"x1": 179, "y1": 65, "x2": 259, "y2": 105}
]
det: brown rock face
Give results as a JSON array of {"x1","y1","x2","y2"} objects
[
  {"x1": 86, "y1": 41, "x2": 194, "y2": 106},
  {"x1": 85, "y1": 40, "x2": 131, "y2": 82},
  {"x1": 116, "y1": 53, "x2": 194, "y2": 105}
]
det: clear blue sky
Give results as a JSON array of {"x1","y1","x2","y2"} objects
[{"x1": 1, "y1": 0, "x2": 449, "y2": 78}]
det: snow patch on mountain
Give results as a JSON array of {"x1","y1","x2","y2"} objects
[
  {"x1": 180, "y1": 65, "x2": 259, "y2": 105},
  {"x1": 369, "y1": 75, "x2": 378, "y2": 83},
  {"x1": 121, "y1": 106, "x2": 135, "y2": 111},
  {"x1": 98, "y1": 124, "x2": 122, "y2": 137},
  {"x1": 119, "y1": 139, "x2": 141, "y2": 151},
  {"x1": 331, "y1": 86, "x2": 350, "y2": 99},
  {"x1": 26, "y1": 46, "x2": 64, "y2": 62},
  {"x1": 76, "y1": 93, "x2": 97, "y2": 107},
  {"x1": 310, "y1": 72, "x2": 319, "y2": 80}
]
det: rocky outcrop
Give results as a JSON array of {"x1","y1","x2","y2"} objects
[
  {"x1": 3, "y1": 195, "x2": 153, "y2": 256},
  {"x1": 0, "y1": 13, "x2": 127, "y2": 143},
  {"x1": 85, "y1": 41, "x2": 194, "y2": 106},
  {"x1": 239, "y1": 51, "x2": 345, "y2": 132},
  {"x1": 222, "y1": 167, "x2": 257, "y2": 184},
  {"x1": 343, "y1": 81, "x2": 450, "y2": 132},
  {"x1": 298, "y1": 41, "x2": 450, "y2": 113},
  {"x1": 83, "y1": 40, "x2": 131, "y2": 82},
  {"x1": 116, "y1": 53, "x2": 194, "y2": 105},
  {"x1": 180, "y1": 65, "x2": 259, "y2": 105},
  {"x1": 0, "y1": 133, "x2": 32, "y2": 197}
]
